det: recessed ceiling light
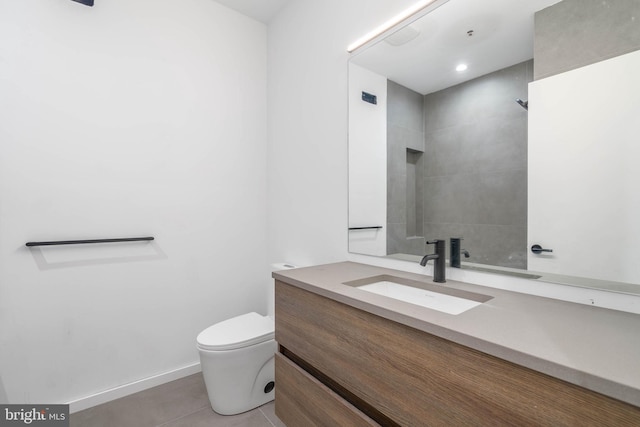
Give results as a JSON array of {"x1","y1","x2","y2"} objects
[{"x1": 456, "y1": 63, "x2": 468, "y2": 72}]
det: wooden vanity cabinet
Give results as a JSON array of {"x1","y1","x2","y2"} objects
[
  {"x1": 275, "y1": 353, "x2": 379, "y2": 426},
  {"x1": 274, "y1": 280, "x2": 640, "y2": 426}
]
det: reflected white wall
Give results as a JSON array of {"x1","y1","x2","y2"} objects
[
  {"x1": 529, "y1": 50, "x2": 640, "y2": 283},
  {"x1": 348, "y1": 63, "x2": 387, "y2": 256}
]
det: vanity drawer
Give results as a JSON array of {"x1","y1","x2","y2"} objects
[
  {"x1": 275, "y1": 352, "x2": 379, "y2": 427},
  {"x1": 275, "y1": 280, "x2": 640, "y2": 426}
]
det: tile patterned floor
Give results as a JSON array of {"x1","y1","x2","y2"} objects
[{"x1": 70, "y1": 373, "x2": 285, "y2": 427}]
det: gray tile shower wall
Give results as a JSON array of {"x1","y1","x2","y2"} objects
[
  {"x1": 387, "y1": 80, "x2": 424, "y2": 137},
  {"x1": 534, "y1": 0, "x2": 640, "y2": 80},
  {"x1": 387, "y1": 80, "x2": 425, "y2": 256},
  {"x1": 421, "y1": 60, "x2": 531, "y2": 269},
  {"x1": 386, "y1": 61, "x2": 531, "y2": 267}
]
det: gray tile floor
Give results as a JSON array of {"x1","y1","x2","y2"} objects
[{"x1": 70, "y1": 373, "x2": 285, "y2": 427}]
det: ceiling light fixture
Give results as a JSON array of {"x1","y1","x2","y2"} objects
[
  {"x1": 456, "y1": 63, "x2": 468, "y2": 72},
  {"x1": 347, "y1": 0, "x2": 439, "y2": 53}
]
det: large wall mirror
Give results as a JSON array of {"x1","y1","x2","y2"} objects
[{"x1": 348, "y1": 0, "x2": 640, "y2": 293}]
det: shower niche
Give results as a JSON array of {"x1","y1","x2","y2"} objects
[{"x1": 405, "y1": 149, "x2": 424, "y2": 240}]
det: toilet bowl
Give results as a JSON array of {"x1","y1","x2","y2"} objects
[{"x1": 197, "y1": 312, "x2": 276, "y2": 415}]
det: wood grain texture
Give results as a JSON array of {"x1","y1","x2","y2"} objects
[
  {"x1": 275, "y1": 280, "x2": 640, "y2": 426},
  {"x1": 275, "y1": 353, "x2": 380, "y2": 427}
]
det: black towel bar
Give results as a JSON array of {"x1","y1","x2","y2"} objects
[{"x1": 26, "y1": 237, "x2": 154, "y2": 247}]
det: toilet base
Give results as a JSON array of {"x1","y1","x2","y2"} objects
[{"x1": 199, "y1": 339, "x2": 277, "y2": 415}]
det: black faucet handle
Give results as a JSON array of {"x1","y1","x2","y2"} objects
[{"x1": 426, "y1": 239, "x2": 443, "y2": 245}]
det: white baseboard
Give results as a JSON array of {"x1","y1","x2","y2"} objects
[{"x1": 67, "y1": 363, "x2": 202, "y2": 413}]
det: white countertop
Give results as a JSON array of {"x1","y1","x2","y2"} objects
[{"x1": 273, "y1": 261, "x2": 640, "y2": 407}]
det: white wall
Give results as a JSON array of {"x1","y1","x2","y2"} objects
[
  {"x1": 267, "y1": 0, "x2": 417, "y2": 268},
  {"x1": 528, "y1": 49, "x2": 640, "y2": 283},
  {"x1": 0, "y1": 0, "x2": 268, "y2": 407},
  {"x1": 348, "y1": 63, "x2": 387, "y2": 256}
]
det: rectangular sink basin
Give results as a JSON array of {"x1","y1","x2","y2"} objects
[{"x1": 344, "y1": 275, "x2": 493, "y2": 315}]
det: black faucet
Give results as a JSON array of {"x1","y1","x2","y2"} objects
[
  {"x1": 450, "y1": 237, "x2": 470, "y2": 268},
  {"x1": 420, "y1": 239, "x2": 446, "y2": 283}
]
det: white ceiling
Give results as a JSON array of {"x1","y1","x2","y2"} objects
[
  {"x1": 351, "y1": 0, "x2": 561, "y2": 95},
  {"x1": 214, "y1": 0, "x2": 290, "y2": 23}
]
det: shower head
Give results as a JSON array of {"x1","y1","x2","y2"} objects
[{"x1": 516, "y1": 98, "x2": 528, "y2": 110}]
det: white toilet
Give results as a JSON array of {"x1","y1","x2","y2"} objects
[{"x1": 196, "y1": 312, "x2": 276, "y2": 415}]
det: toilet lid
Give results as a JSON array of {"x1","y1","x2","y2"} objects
[{"x1": 197, "y1": 312, "x2": 274, "y2": 351}]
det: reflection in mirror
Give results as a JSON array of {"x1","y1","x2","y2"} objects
[{"x1": 348, "y1": 0, "x2": 640, "y2": 292}]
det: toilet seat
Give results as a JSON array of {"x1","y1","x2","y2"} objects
[{"x1": 196, "y1": 312, "x2": 274, "y2": 351}]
